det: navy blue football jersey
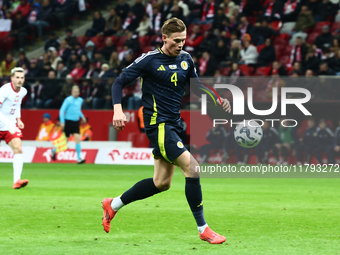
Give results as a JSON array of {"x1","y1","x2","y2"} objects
[{"x1": 112, "y1": 48, "x2": 207, "y2": 125}]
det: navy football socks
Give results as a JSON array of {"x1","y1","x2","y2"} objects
[{"x1": 185, "y1": 177, "x2": 206, "y2": 227}]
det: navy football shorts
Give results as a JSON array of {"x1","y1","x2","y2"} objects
[{"x1": 144, "y1": 120, "x2": 187, "y2": 163}]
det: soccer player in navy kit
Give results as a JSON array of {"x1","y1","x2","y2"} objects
[{"x1": 102, "y1": 18, "x2": 231, "y2": 244}]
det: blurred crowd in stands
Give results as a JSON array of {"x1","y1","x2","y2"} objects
[
  {"x1": 199, "y1": 118, "x2": 340, "y2": 165},
  {"x1": 1, "y1": 0, "x2": 340, "y2": 109}
]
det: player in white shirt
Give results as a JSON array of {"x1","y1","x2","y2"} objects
[{"x1": 0, "y1": 67, "x2": 29, "y2": 189}]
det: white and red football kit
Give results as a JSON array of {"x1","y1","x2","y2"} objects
[{"x1": 0, "y1": 82, "x2": 27, "y2": 143}]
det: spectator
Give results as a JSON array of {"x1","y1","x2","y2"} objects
[
  {"x1": 27, "y1": 80, "x2": 43, "y2": 108},
  {"x1": 66, "y1": 51, "x2": 79, "y2": 71},
  {"x1": 303, "y1": 48, "x2": 321, "y2": 73},
  {"x1": 160, "y1": 0, "x2": 172, "y2": 25},
  {"x1": 266, "y1": 70, "x2": 286, "y2": 99},
  {"x1": 85, "y1": 11, "x2": 106, "y2": 38},
  {"x1": 91, "y1": 79, "x2": 106, "y2": 109},
  {"x1": 257, "y1": 38, "x2": 276, "y2": 67},
  {"x1": 50, "y1": 49, "x2": 63, "y2": 70},
  {"x1": 58, "y1": 40, "x2": 71, "y2": 63},
  {"x1": 240, "y1": 40, "x2": 258, "y2": 65},
  {"x1": 319, "y1": 0, "x2": 338, "y2": 22},
  {"x1": 256, "y1": 121, "x2": 281, "y2": 164},
  {"x1": 56, "y1": 62, "x2": 69, "y2": 79},
  {"x1": 103, "y1": 8, "x2": 122, "y2": 36},
  {"x1": 238, "y1": 16, "x2": 253, "y2": 38},
  {"x1": 290, "y1": 61, "x2": 302, "y2": 76},
  {"x1": 65, "y1": 29, "x2": 79, "y2": 50},
  {"x1": 37, "y1": 70, "x2": 61, "y2": 108},
  {"x1": 289, "y1": 36, "x2": 308, "y2": 67},
  {"x1": 185, "y1": 24, "x2": 204, "y2": 55},
  {"x1": 131, "y1": 0, "x2": 145, "y2": 22},
  {"x1": 314, "y1": 119, "x2": 335, "y2": 164},
  {"x1": 99, "y1": 63, "x2": 116, "y2": 79},
  {"x1": 167, "y1": 0, "x2": 184, "y2": 21},
  {"x1": 227, "y1": 15, "x2": 238, "y2": 33},
  {"x1": 115, "y1": 0, "x2": 130, "y2": 22},
  {"x1": 220, "y1": 0, "x2": 236, "y2": 18},
  {"x1": 150, "y1": 5, "x2": 162, "y2": 34},
  {"x1": 70, "y1": 62, "x2": 86, "y2": 83},
  {"x1": 80, "y1": 79, "x2": 93, "y2": 109},
  {"x1": 278, "y1": 120, "x2": 296, "y2": 165},
  {"x1": 228, "y1": 62, "x2": 244, "y2": 86},
  {"x1": 53, "y1": 0, "x2": 73, "y2": 28},
  {"x1": 12, "y1": 0, "x2": 31, "y2": 18},
  {"x1": 93, "y1": 51, "x2": 107, "y2": 68},
  {"x1": 304, "y1": 69, "x2": 318, "y2": 99},
  {"x1": 136, "y1": 13, "x2": 151, "y2": 37},
  {"x1": 37, "y1": 0, "x2": 54, "y2": 28},
  {"x1": 124, "y1": 31, "x2": 140, "y2": 54},
  {"x1": 127, "y1": 79, "x2": 142, "y2": 110},
  {"x1": 314, "y1": 25, "x2": 333, "y2": 50},
  {"x1": 26, "y1": 59, "x2": 41, "y2": 81},
  {"x1": 122, "y1": 10, "x2": 139, "y2": 32},
  {"x1": 9, "y1": 11, "x2": 30, "y2": 50},
  {"x1": 282, "y1": 0, "x2": 301, "y2": 23},
  {"x1": 308, "y1": 0, "x2": 321, "y2": 20},
  {"x1": 59, "y1": 74, "x2": 74, "y2": 100},
  {"x1": 331, "y1": 120, "x2": 340, "y2": 164},
  {"x1": 199, "y1": 51, "x2": 217, "y2": 76},
  {"x1": 100, "y1": 37, "x2": 117, "y2": 61},
  {"x1": 85, "y1": 40, "x2": 96, "y2": 62},
  {"x1": 322, "y1": 48, "x2": 336, "y2": 69},
  {"x1": 229, "y1": 39, "x2": 242, "y2": 65},
  {"x1": 79, "y1": 54, "x2": 90, "y2": 70},
  {"x1": 85, "y1": 62, "x2": 100, "y2": 79},
  {"x1": 201, "y1": 0, "x2": 215, "y2": 24},
  {"x1": 211, "y1": 39, "x2": 229, "y2": 65},
  {"x1": 199, "y1": 125, "x2": 228, "y2": 164},
  {"x1": 254, "y1": 20, "x2": 279, "y2": 45},
  {"x1": 296, "y1": 118, "x2": 318, "y2": 164},
  {"x1": 331, "y1": 38, "x2": 340, "y2": 53},
  {"x1": 28, "y1": 3, "x2": 50, "y2": 39},
  {"x1": 318, "y1": 62, "x2": 335, "y2": 75},
  {"x1": 212, "y1": 7, "x2": 228, "y2": 31},
  {"x1": 1, "y1": 53, "x2": 17, "y2": 78},
  {"x1": 263, "y1": 0, "x2": 284, "y2": 22},
  {"x1": 38, "y1": 62, "x2": 52, "y2": 78},
  {"x1": 36, "y1": 113, "x2": 54, "y2": 141},
  {"x1": 294, "y1": 5, "x2": 315, "y2": 33},
  {"x1": 271, "y1": 60, "x2": 287, "y2": 76},
  {"x1": 120, "y1": 52, "x2": 134, "y2": 69},
  {"x1": 17, "y1": 52, "x2": 30, "y2": 68},
  {"x1": 109, "y1": 51, "x2": 121, "y2": 71},
  {"x1": 44, "y1": 32, "x2": 61, "y2": 52}
]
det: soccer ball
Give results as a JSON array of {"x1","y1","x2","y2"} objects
[{"x1": 234, "y1": 120, "x2": 263, "y2": 148}]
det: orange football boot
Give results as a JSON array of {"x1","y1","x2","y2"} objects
[
  {"x1": 13, "y1": 179, "x2": 29, "y2": 189},
  {"x1": 199, "y1": 227, "x2": 226, "y2": 244},
  {"x1": 101, "y1": 198, "x2": 117, "y2": 233}
]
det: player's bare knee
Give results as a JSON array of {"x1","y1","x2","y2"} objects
[{"x1": 13, "y1": 146, "x2": 22, "y2": 154}]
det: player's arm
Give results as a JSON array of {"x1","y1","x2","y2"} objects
[
  {"x1": 187, "y1": 57, "x2": 231, "y2": 113},
  {"x1": 59, "y1": 98, "x2": 70, "y2": 129},
  {"x1": 16, "y1": 105, "x2": 24, "y2": 129},
  {"x1": 111, "y1": 54, "x2": 148, "y2": 131},
  {"x1": 0, "y1": 88, "x2": 16, "y2": 134}
]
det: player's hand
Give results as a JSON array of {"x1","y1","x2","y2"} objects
[
  {"x1": 113, "y1": 111, "x2": 127, "y2": 132},
  {"x1": 218, "y1": 98, "x2": 231, "y2": 113},
  {"x1": 335, "y1": 146, "x2": 340, "y2": 152},
  {"x1": 82, "y1": 117, "x2": 86, "y2": 123},
  {"x1": 60, "y1": 123, "x2": 65, "y2": 130},
  {"x1": 17, "y1": 119, "x2": 24, "y2": 129}
]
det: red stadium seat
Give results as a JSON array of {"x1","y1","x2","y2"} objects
[
  {"x1": 238, "y1": 65, "x2": 254, "y2": 76},
  {"x1": 306, "y1": 32, "x2": 319, "y2": 45},
  {"x1": 284, "y1": 45, "x2": 293, "y2": 56},
  {"x1": 116, "y1": 35, "x2": 128, "y2": 52},
  {"x1": 0, "y1": 31, "x2": 9, "y2": 38},
  {"x1": 254, "y1": 66, "x2": 272, "y2": 76},
  {"x1": 271, "y1": 21, "x2": 282, "y2": 31},
  {"x1": 202, "y1": 23, "x2": 213, "y2": 32},
  {"x1": 219, "y1": 67, "x2": 231, "y2": 76},
  {"x1": 273, "y1": 37, "x2": 288, "y2": 47},
  {"x1": 331, "y1": 21, "x2": 340, "y2": 34},
  {"x1": 90, "y1": 36, "x2": 106, "y2": 51},
  {"x1": 279, "y1": 55, "x2": 290, "y2": 66},
  {"x1": 312, "y1": 21, "x2": 331, "y2": 34},
  {"x1": 274, "y1": 45, "x2": 284, "y2": 60},
  {"x1": 138, "y1": 35, "x2": 150, "y2": 50},
  {"x1": 109, "y1": 36, "x2": 119, "y2": 44},
  {"x1": 256, "y1": 44, "x2": 266, "y2": 53},
  {"x1": 77, "y1": 36, "x2": 89, "y2": 48}
]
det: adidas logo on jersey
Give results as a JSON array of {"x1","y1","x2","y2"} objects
[{"x1": 157, "y1": 65, "x2": 166, "y2": 71}]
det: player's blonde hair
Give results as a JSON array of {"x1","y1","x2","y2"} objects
[
  {"x1": 161, "y1": 18, "x2": 186, "y2": 37},
  {"x1": 11, "y1": 67, "x2": 25, "y2": 77},
  {"x1": 72, "y1": 85, "x2": 80, "y2": 90}
]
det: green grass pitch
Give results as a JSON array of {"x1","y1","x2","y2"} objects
[{"x1": 0, "y1": 163, "x2": 340, "y2": 255}]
